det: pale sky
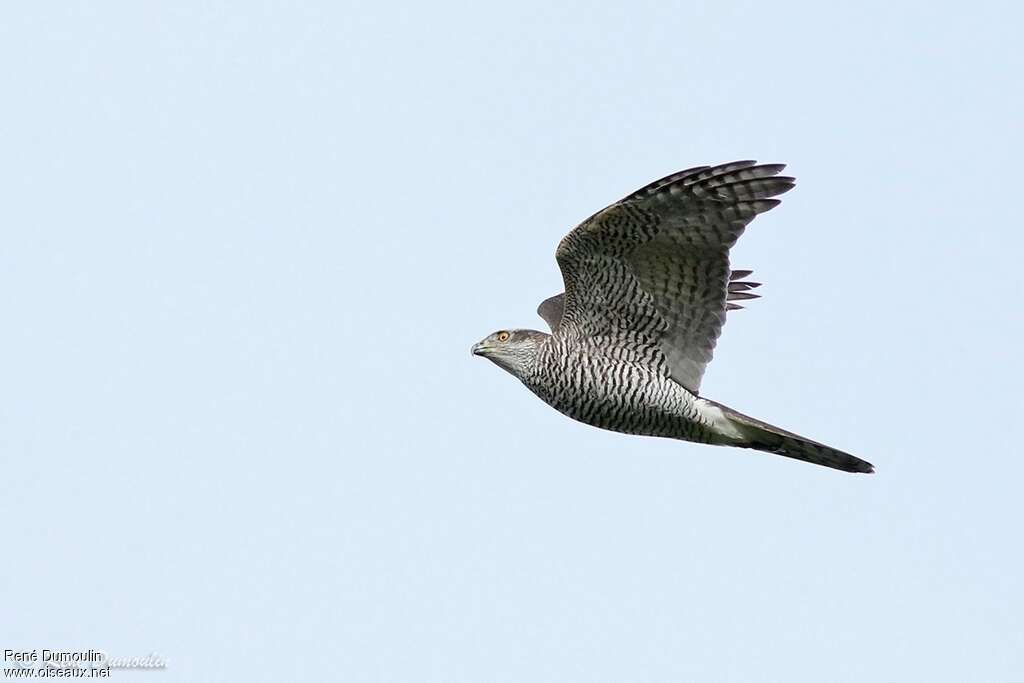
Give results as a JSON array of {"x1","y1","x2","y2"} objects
[{"x1": 2, "y1": 1, "x2": 1022, "y2": 681}]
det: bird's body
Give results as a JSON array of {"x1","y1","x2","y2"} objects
[
  {"x1": 525, "y1": 335, "x2": 725, "y2": 445},
  {"x1": 472, "y1": 161, "x2": 873, "y2": 474}
]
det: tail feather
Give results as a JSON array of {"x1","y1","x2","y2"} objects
[{"x1": 706, "y1": 399, "x2": 874, "y2": 474}]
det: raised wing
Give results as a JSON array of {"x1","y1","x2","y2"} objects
[
  {"x1": 537, "y1": 293, "x2": 566, "y2": 333},
  {"x1": 553, "y1": 161, "x2": 793, "y2": 394}
]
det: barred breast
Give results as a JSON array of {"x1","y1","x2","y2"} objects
[{"x1": 524, "y1": 337, "x2": 721, "y2": 444}]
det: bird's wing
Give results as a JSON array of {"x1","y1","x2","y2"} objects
[
  {"x1": 537, "y1": 270, "x2": 761, "y2": 333},
  {"x1": 553, "y1": 161, "x2": 793, "y2": 394},
  {"x1": 536, "y1": 293, "x2": 566, "y2": 333}
]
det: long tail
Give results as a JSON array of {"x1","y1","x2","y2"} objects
[{"x1": 705, "y1": 399, "x2": 874, "y2": 474}]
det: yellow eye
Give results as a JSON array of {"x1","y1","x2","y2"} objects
[{"x1": 497, "y1": 331, "x2": 510, "y2": 342}]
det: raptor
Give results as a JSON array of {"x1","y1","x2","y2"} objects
[{"x1": 471, "y1": 161, "x2": 873, "y2": 473}]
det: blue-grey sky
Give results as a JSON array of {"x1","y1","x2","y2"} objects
[{"x1": 2, "y1": 2, "x2": 1022, "y2": 681}]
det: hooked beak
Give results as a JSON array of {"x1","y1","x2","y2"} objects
[{"x1": 470, "y1": 341, "x2": 488, "y2": 357}]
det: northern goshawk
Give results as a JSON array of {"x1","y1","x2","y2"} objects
[{"x1": 471, "y1": 161, "x2": 873, "y2": 474}]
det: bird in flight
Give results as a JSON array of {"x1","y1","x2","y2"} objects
[{"x1": 471, "y1": 161, "x2": 873, "y2": 473}]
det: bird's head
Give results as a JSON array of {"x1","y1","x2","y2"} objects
[{"x1": 471, "y1": 328, "x2": 548, "y2": 378}]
